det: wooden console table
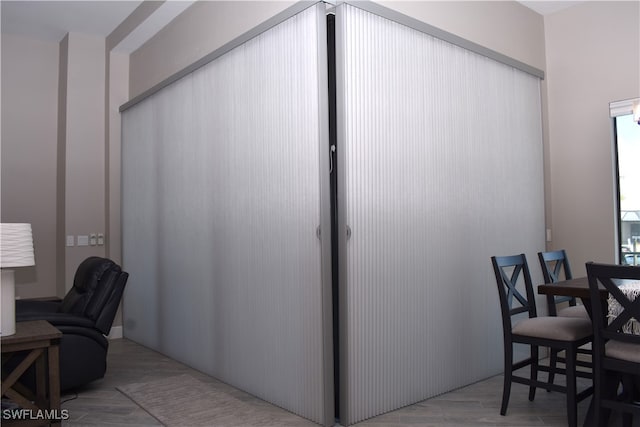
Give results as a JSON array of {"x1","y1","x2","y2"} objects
[{"x1": 1, "y1": 320, "x2": 62, "y2": 427}]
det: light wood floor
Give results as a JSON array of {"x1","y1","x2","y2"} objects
[{"x1": 60, "y1": 338, "x2": 634, "y2": 426}]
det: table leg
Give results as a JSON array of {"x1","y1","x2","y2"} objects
[
  {"x1": 583, "y1": 372, "x2": 619, "y2": 427},
  {"x1": 35, "y1": 349, "x2": 46, "y2": 408},
  {"x1": 578, "y1": 297, "x2": 611, "y2": 427},
  {"x1": 48, "y1": 342, "x2": 61, "y2": 427}
]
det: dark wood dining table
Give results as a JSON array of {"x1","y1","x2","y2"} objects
[
  {"x1": 537, "y1": 276, "x2": 639, "y2": 427},
  {"x1": 538, "y1": 276, "x2": 607, "y2": 319},
  {"x1": 538, "y1": 276, "x2": 607, "y2": 301}
]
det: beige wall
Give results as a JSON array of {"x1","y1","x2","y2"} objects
[
  {"x1": 544, "y1": 1, "x2": 640, "y2": 275},
  {"x1": 130, "y1": 1, "x2": 543, "y2": 98},
  {"x1": 1, "y1": 34, "x2": 59, "y2": 298},
  {"x1": 379, "y1": 1, "x2": 545, "y2": 70},
  {"x1": 1, "y1": 33, "x2": 112, "y2": 297},
  {"x1": 63, "y1": 33, "x2": 108, "y2": 288},
  {"x1": 2, "y1": 3, "x2": 151, "y2": 304},
  {"x1": 129, "y1": 0, "x2": 296, "y2": 98}
]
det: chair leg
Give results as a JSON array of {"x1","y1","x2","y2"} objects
[
  {"x1": 564, "y1": 347, "x2": 578, "y2": 427},
  {"x1": 529, "y1": 345, "x2": 538, "y2": 402},
  {"x1": 621, "y1": 375, "x2": 634, "y2": 427},
  {"x1": 594, "y1": 370, "x2": 620, "y2": 427},
  {"x1": 547, "y1": 348, "x2": 558, "y2": 391},
  {"x1": 591, "y1": 348, "x2": 606, "y2": 427},
  {"x1": 501, "y1": 343, "x2": 513, "y2": 416}
]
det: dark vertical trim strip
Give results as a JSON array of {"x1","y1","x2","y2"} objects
[
  {"x1": 326, "y1": 12, "x2": 340, "y2": 422},
  {"x1": 315, "y1": 4, "x2": 336, "y2": 425},
  {"x1": 332, "y1": 5, "x2": 351, "y2": 423}
]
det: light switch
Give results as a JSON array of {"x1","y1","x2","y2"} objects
[
  {"x1": 90, "y1": 233, "x2": 97, "y2": 246},
  {"x1": 97, "y1": 233, "x2": 104, "y2": 246},
  {"x1": 66, "y1": 235, "x2": 75, "y2": 247},
  {"x1": 77, "y1": 235, "x2": 89, "y2": 246}
]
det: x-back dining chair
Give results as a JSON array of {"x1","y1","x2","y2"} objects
[
  {"x1": 586, "y1": 262, "x2": 640, "y2": 426},
  {"x1": 538, "y1": 250, "x2": 589, "y2": 318},
  {"x1": 538, "y1": 250, "x2": 591, "y2": 386},
  {"x1": 492, "y1": 254, "x2": 593, "y2": 427}
]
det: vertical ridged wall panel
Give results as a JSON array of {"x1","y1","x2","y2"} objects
[
  {"x1": 336, "y1": 4, "x2": 545, "y2": 424},
  {"x1": 122, "y1": 4, "x2": 332, "y2": 424}
]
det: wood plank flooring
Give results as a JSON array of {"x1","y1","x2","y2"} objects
[{"x1": 59, "y1": 339, "x2": 634, "y2": 426}]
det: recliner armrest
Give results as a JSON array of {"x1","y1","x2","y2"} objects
[
  {"x1": 23, "y1": 296, "x2": 62, "y2": 302},
  {"x1": 56, "y1": 325, "x2": 109, "y2": 350},
  {"x1": 16, "y1": 312, "x2": 97, "y2": 329},
  {"x1": 16, "y1": 299, "x2": 62, "y2": 313}
]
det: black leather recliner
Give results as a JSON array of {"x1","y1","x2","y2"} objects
[{"x1": 16, "y1": 256, "x2": 129, "y2": 391}]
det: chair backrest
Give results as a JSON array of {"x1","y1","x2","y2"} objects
[
  {"x1": 538, "y1": 250, "x2": 576, "y2": 314},
  {"x1": 60, "y1": 256, "x2": 129, "y2": 335},
  {"x1": 586, "y1": 262, "x2": 640, "y2": 348},
  {"x1": 492, "y1": 254, "x2": 537, "y2": 335}
]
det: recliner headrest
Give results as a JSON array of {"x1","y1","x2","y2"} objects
[
  {"x1": 60, "y1": 256, "x2": 123, "y2": 321},
  {"x1": 73, "y1": 257, "x2": 117, "y2": 292}
]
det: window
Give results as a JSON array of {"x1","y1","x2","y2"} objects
[{"x1": 614, "y1": 107, "x2": 640, "y2": 265}]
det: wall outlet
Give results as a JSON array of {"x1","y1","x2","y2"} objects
[{"x1": 66, "y1": 235, "x2": 75, "y2": 247}]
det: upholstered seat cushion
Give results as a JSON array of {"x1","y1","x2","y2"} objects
[
  {"x1": 606, "y1": 340, "x2": 640, "y2": 363},
  {"x1": 557, "y1": 304, "x2": 590, "y2": 319},
  {"x1": 512, "y1": 316, "x2": 592, "y2": 341}
]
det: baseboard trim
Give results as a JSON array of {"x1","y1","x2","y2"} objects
[{"x1": 108, "y1": 325, "x2": 123, "y2": 339}]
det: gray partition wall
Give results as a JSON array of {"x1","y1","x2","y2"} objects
[
  {"x1": 335, "y1": 3, "x2": 545, "y2": 424},
  {"x1": 122, "y1": 2, "x2": 547, "y2": 426},
  {"x1": 121, "y1": 3, "x2": 334, "y2": 425}
]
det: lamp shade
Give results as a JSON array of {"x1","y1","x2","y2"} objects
[{"x1": 0, "y1": 223, "x2": 35, "y2": 267}]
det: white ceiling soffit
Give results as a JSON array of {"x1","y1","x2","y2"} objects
[
  {"x1": 518, "y1": 1, "x2": 585, "y2": 15},
  {"x1": 0, "y1": 1, "x2": 143, "y2": 42},
  {"x1": 1, "y1": 1, "x2": 584, "y2": 53},
  {"x1": 0, "y1": 0, "x2": 194, "y2": 54},
  {"x1": 114, "y1": 1, "x2": 195, "y2": 54}
]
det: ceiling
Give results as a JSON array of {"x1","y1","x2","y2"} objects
[
  {"x1": 1, "y1": 1, "x2": 141, "y2": 42},
  {"x1": 1, "y1": 1, "x2": 582, "y2": 53},
  {"x1": 0, "y1": 0, "x2": 193, "y2": 53},
  {"x1": 518, "y1": 1, "x2": 584, "y2": 15}
]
